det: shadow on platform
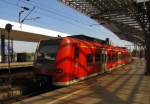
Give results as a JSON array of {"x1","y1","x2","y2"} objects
[{"x1": 14, "y1": 59, "x2": 150, "y2": 104}]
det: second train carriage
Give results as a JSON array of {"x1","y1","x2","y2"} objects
[{"x1": 34, "y1": 35, "x2": 131, "y2": 86}]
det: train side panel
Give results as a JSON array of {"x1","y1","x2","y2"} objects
[{"x1": 53, "y1": 38, "x2": 73, "y2": 86}]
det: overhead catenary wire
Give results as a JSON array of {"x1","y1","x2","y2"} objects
[
  {"x1": 2, "y1": 0, "x2": 21, "y2": 7},
  {"x1": 0, "y1": 0, "x2": 79, "y2": 30},
  {"x1": 20, "y1": 6, "x2": 36, "y2": 23},
  {"x1": 33, "y1": 11, "x2": 91, "y2": 30},
  {"x1": 26, "y1": 0, "x2": 111, "y2": 36},
  {"x1": 19, "y1": 0, "x2": 107, "y2": 34},
  {"x1": 1, "y1": 0, "x2": 99, "y2": 28},
  {"x1": 1, "y1": 0, "x2": 84, "y2": 26},
  {"x1": 17, "y1": 0, "x2": 92, "y2": 27},
  {"x1": 21, "y1": 0, "x2": 92, "y2": 26},
  {"x1": 0, "y1": 0, "x2": 92, "y2": 35},
  {"x1": 0, "y1": 0, "x2": 110, "y2": 37},
  {"x1": 32, "y1": 10, "x2": 110, "y2": 36},
  {"x1": 3, "y1": 0, "x2": 89, "y2": 29}
]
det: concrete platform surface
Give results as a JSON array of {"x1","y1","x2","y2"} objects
[
  {"x1": 14, "y1": 59, "x2": 150, "y2": 104},
  {"x1": 0, "y1": 62, "x2": 33, "y2": 69}
]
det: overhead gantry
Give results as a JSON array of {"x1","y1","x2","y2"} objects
[{"x1": 60, "y1": 0, "x2": 150, "y2": 75}]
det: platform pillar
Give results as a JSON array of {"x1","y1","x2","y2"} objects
[
  {"x1": 1, "y1": 30, "x2": 6, "y2": 63},
  {"x1": 11, "y1": 38, "x2": 14, "y2": 62},
  {"x1": 145, "y1": 33, "x2": 150, "y2": 75},
  {"x1": 144, "y1": 2, "x2": 150, "y2": 75},
  {"x1": 136, "y1": 1, "x2": 150, "y2": 75},
  {"x1": 144, "y1": 15, "x2": 150, "y2": 75}
]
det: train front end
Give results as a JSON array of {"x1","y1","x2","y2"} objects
[{"x1": 34, "y1": 38, "x2": 61, "y2": 87}]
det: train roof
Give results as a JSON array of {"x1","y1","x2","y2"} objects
[{"x1": 68, "y1": 35, "x2": 108, "y2": 45}]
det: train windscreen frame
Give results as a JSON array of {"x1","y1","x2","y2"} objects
[{"x1": 35, "y1": 38, "x2": 61, "y2": 65}]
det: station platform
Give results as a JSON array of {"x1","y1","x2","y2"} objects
[
  {"x1": 0, "y1": 62, "x2": 33, "y2": 69},
  {"x1": 14, "y1": 58, "x2": 150, "y2": 104}
]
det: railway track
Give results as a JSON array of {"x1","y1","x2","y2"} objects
[
  {"x1": 0, "y1": 66, "x2": 56, "y2": 104},
  {"x1": 0, "y1": 66, "x2": 33, "y2": 75},
  {"x1": 0, "y1": 66, "x2": 33, "y2": 86},
  {"x1": 0, "y1": 78, "x2": 56, "y2": 104},
  {"x1": 0, "y1": 67, "x2": 33, "y2": 104}
]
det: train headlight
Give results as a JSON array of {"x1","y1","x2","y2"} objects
[{"x1": 55, "y1": 68, "x2": 63, "y2": 73}]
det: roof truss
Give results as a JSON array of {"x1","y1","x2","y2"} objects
[{"x1": 60, "y1": 0, "x2": 150, "y2": 45}]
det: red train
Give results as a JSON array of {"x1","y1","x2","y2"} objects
[{"x1": 34, "y1": 35, "x2": 131, "y2": 87}]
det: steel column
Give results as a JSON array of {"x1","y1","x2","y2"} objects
[
  {"x1": 1, "y1": 30, "x2": 5, "y2": 63},
  {"x1": 145, "y1": 10, "x2": 150, "y2": 75}
]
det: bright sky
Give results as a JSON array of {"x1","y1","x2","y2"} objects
[{"x1": 0, "y1": 0, "x2": 132, "y2": 52}]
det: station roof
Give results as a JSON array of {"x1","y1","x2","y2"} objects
[
  {"x1": 0, "y1": 19, "x2": 69, "y2": 42},
  {"x1": 60, "y1": 0, "x2": 150, "y2": 45}
]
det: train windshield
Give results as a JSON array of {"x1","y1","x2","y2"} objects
[{"x1": 35, "y1": 39, "x2": 61, "y2": 64}]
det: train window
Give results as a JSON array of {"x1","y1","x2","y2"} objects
[
  {"x1": 112, "y1": 54, "x2": 116, "y2": 62},
  {"x1": 36, "y1": 39, "x2": 61, "y2": 65},
  {"x1": 122, "y1": 54, "x2": 124, "y2": 60},
  {"x1": 102, "y1": 54, "x2": 106, "y2": 63},
  {"x1": 116, "y1": 54, "x2": 118, "y2": 61},
  {"x1": 118, "y1": 54, "x2": 122, "y2": 60},
  {"x1": 95, "y1": 53, "x2": 101, "y2": 64},
  {"x1": 112, "y1": 54, "x2": 114, "y2": 62},
  {"x1": 74, "y1": 47, "x2": 79, "y2": 58},
  {"x1": 38, "y1": 45, "x2": 58, "y2": 61},
  {"x1": 125, "y1": 54, "x2": 128, "y2": 61},
  {"x1": 86, "y1": 54, "x2": 93, "y2": 65},
  {"x1": 124, "y1": 55, "x2": 126, "y2": 60},
  {"x1": 108, "y1": 54, "x2": 112, "y2": 62}
]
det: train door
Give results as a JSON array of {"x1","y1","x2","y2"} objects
[
  {"x1": 73, "y1": 46, "x2": 80, "y2": 80},
  {"x1": 95, "y1": 49, "x2": 101, "y2": 73},
  {"x1": 118, "y1": 52, "x2": 121, "y2": 66},
  {"x1": 86, "y1": 52, "x2": 94, "y2": 75},
  {"x1": 101, "y1": 49, "x2": 107, "y2": 72},
  {"x1": 112, "y1": 51, "x2": 117, "y2": 67}
]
